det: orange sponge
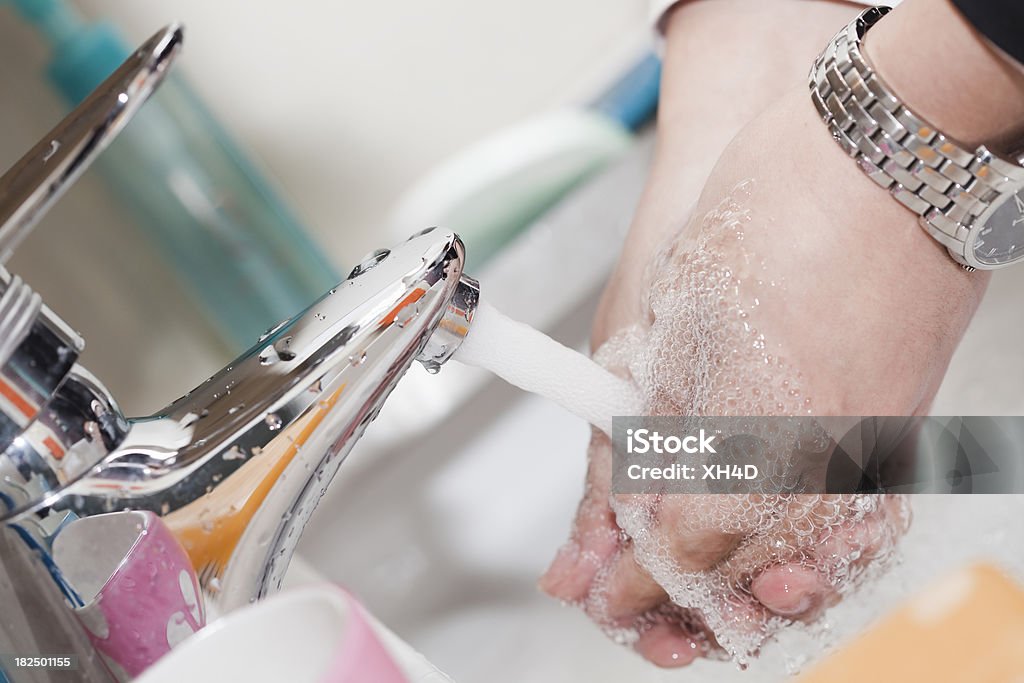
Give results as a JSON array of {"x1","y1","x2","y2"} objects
[{"x1": 799, "y1": 564, "x2": 1024, "y2": 683}]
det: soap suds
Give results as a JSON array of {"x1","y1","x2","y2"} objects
[{"x1": 589, "y1": 180, "x2": 906, "y2": 664}]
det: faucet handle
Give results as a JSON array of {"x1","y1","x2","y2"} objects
[
  {"x1": 0, "y1": 24, "x2": 183, "y2": 264},
  {"x1": 0, "y1": 26, "x2": 179, "y2": 518}
]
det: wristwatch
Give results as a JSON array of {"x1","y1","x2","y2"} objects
[{"x1": 809, "y1": 5, "x2": 1024, "y2": 270}]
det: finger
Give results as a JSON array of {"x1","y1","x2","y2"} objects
[
  {"x1": 720, "y1": 495, "x2": 851, "y2": 620},
  {"x1": 540, "y1": 431, "x2": 621, "y2": 601},
  {"x1": 587, "y1": 541, "x2": 668, "y2": 624},
  {"x1": 813, "y1": 495, "x2": 909, "y2": 577},
  {"x1": 614, "y1": 493, "x2": 761, "y2": 572},
  {"x1": 750, "y1": 521, "x2": 878, "y2": 620},
  {"x1": 750, "y1": 564, "x2": 828, "y2": 618},
  {"x1": 593, "y1": 494, "x2": 754, "y2": 624},
  {"x1": 538, "y1": 517, "x2": 619, "y2": 603},
  {"x1": 715, "y1": 532, "x2": 831, "y2": 624},
  {"x1": 750, "y1": 495, "x2": 909, "y2": 620},
  {"x1": 664, "y1": 523, "x2": 745, "y2": 571},
  {"x1": 633, "y1": 620, "x2": 701, "y2": 668}
]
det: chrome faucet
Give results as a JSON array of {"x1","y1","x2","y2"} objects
[
  {"x1": 0, "y1": 24, "x2": 478, "y2": 679},
  {"x1": 2, "y1": 227, "x2": 477, "y2": 605}
]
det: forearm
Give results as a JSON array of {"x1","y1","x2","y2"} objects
[{"x1": 656, "y1": 1, "x2": 860, "y2": 166}]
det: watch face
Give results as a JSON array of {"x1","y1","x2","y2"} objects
[{"x1": 972, "y1": 191, "x2": 1024, "y2": 267}]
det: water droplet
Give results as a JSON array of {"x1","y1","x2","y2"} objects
[
  {"x1": 273, "y1": 336, "x2": 296, "y2": 361},
  {"x1": 348, "y1": 249, "x2": 390, "y2": 278},
  {"x1": 258, "y1": 318, "x2": 289, "y2": 343},
  {"x1": 224, "y1": 445, "x2": 246, "y2": 461},
  {"x1": 265, "y1": 414, "x2": 282, "y2": 431},
  {"x1": 83, "y1": 421, "x2": 101, "y2": 441},
  {"x1": 42, "y1": 139, "x2": 60, "y2": 161},
  {"x1": 394, "y1": 301, "x2": 421, "y2": 328},
  {"x1": 348, "y1": 351, "x2": 366, "y2": 366},
  {"x1": 259, "y1": 345, "x2": 280, "y2": 365}
]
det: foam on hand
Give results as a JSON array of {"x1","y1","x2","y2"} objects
[
  {"x1": 587, "y1": 180, "x2": 908, "y2": 666},
  {"x1": 453, "y1": 298, "x2": 642, "y2": 436}
]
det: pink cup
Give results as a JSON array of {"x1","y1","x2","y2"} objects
[
  {"x1": 52, "y1": 510, "x2": 205, "y2": 680},
  {"x1": 326, "y1": 588, "x2": 409, "y2": 683}
]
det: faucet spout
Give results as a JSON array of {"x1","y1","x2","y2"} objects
[{"x1": 5, "y1": 228, "x2": 477, "y2": 610}]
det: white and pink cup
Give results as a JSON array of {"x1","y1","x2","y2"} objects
[
  {"x1": 52, "y1": 510, "x2": 205, "y2": 680},
  {"x1": 136, "y1": 584, "x2": 409, "y2": 683}
]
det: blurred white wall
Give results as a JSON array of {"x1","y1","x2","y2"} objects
[{"x1": 0, "y1": 0, "x2": 647, "y2": 413}]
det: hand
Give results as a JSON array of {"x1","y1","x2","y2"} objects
[{"x1": 541, "y1": 0, "x2": 1002, "y2": 668}]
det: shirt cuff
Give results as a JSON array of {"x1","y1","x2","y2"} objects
[
  {"x1": 648, "y1": 0, "x2": 879, "y2": 54},
  {"x1": 648, "y1": 0, "x2": 683, "y2": 54}
]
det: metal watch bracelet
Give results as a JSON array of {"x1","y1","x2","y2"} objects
[{"x1": 809, "y1": 5, "x2": 1024, "y2": 270}]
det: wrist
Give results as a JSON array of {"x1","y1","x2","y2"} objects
[
  {"x1": 658, "y1": 0, "x2": 859, "y2": 130},
  {"x1": 864, "y1": 0, "x2": 1024, "y2": 150},
  {"x1": 783, "y1": 84, "x2": 986, "y2": 284}
]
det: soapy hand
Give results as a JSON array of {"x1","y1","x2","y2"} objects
[{"x1": 540, "y1": 0, "x2": 989, "y2": 668}]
